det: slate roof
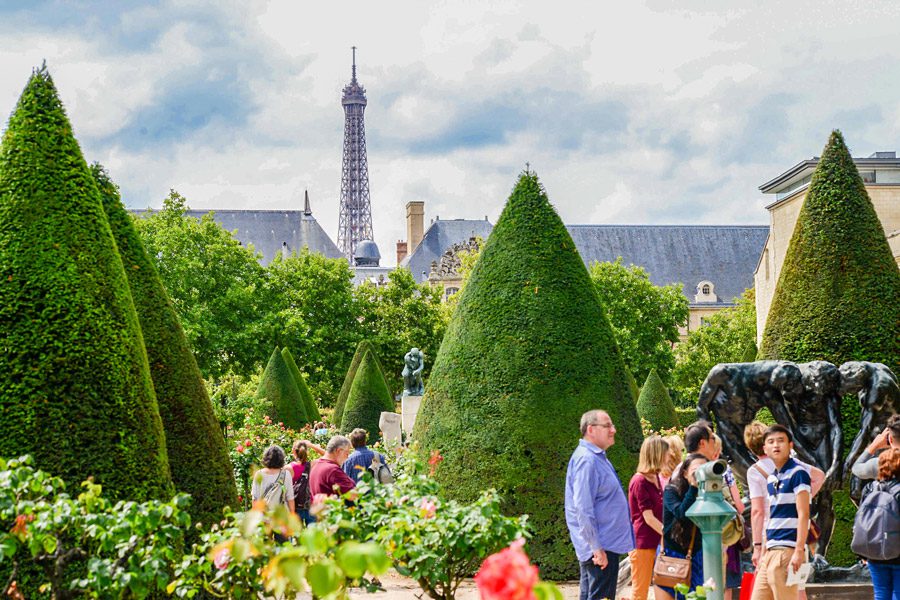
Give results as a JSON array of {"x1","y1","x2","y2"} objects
[
  {"x1": 401, "y1": 218, "x2": 494, "y2": 280},
  {"x1": 131, "y1": 208, "x2": 343, "y2": 265},
  {"x1": 403, "y1": 220, "x2": 769, "y2": 305}
]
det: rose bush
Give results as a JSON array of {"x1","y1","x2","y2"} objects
[
  {"x1": 316, "y1": 448, "x2": 529, "y2": 600},
  {"x1": 474, "y1": 540, "x2": 563, "y2": 600}
]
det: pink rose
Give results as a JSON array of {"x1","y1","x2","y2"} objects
[
  {"x1": 418, "y1": 498, "x2": 437, "y2": 519},
  {"x1": 236, "y1": 444, "x2": 245, "y2": 454},
  {"x1": 213, "y1": 547, "x2": 231, "y2": 570},
  {"x1": 475, "y1": 539, "x2": 538, "y2": 600}
]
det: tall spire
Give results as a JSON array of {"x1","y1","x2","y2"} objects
[
  {"x1": 303, "y1": 189, "x2": 311, "y2": 215},
  {"x1": 336, "y1": 46, "x2": 375, "y2": 263}
]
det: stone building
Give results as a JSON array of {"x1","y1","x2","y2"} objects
[
  {"x1": 398, "y1": 201, "x2": 768, "y2": 338},
  {"x1": 754, "y1": 151, "x2": 900, "y2": 342}
]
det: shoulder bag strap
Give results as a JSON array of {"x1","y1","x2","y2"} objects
[
  {"x1": 685, "y1": 526, "x2": 697, "y2": 559},
  {"x1": 261, "y1": 469, "x2": 286, "y2": 499},
  {"x1": 753, "y1": 463, "x2": 770, "y2": 479}
]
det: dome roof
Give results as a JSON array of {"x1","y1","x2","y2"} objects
[{"x1": 354, "y1": 239, "x2": 381, "y2": 266}]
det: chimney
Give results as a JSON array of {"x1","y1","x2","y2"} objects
[
  {"x1": 396, "y1": 240, "x2": 408, "y2": 264},
  {"x1": 406, "y1": 201, "x2": 425, "y2": 254}
]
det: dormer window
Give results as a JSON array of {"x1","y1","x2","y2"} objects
[{"x1": 694, "y1": 280, "x2": 718, "y2": 303}]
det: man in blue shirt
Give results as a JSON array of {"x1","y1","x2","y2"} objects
[
  {"x1": 565, "y1": 409, "x2": 635, "y2": 600},
  {"x1": 342, "y1": 428, "x2": 390, "y2": 483},
  {"x1": 751, "y1": 424, "x2": 810, "y2": 600}
]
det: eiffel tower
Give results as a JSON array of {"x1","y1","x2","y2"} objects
[{"x1": 336, "y1": 46, "x2": 375, "y2": 263}]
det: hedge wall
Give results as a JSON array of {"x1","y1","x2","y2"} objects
[
  {"x1": 637, "y1": 369, "x2": 680, "y2": 431},
  {"x1": 282, "y1": 347, "x2": 320, "y2": 422},
  {"x1": 340, "y1": 348, "x2": 395, "y2": 441},
  {"x1": 93, "y1": 164, "x2": 237, "y2": 523},
  {"x1": 413, "y1": 172, "x2": 642, "y2": 579},
  {"x1": 0, "y1": 66, "x2": 172, "y2": 501},
  {"x1": 759, "y1": 130, "x2": 900, "y2": 369},
  {"x1": 256, "y1": 347, "x2": 310, "y2": 430}
]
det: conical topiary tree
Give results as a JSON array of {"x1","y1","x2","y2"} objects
[
  {"x1": 636, "y1": 369, "x2": 680, "y2": 431},
  {"x1": 92, "y1": 163, "x2": 237, "y2": 522},
  {"x1": 340, "y1": 348, "x2": 395, "y2": 441},
  {"x1": 0, "y1": 66, "x2": 172, "y2": 500},
  {"x1": 257, "y1": 347, "x2": 310, "y2": 430},
  {"x1": 333, "y1": 340, "x2": 383, "y2": 425},
  {"x1": 414, "y1": 172, "x2": 643, "y2": 579},
  {"x1": 625, "y1": 367, "x2": 640, "y2": 404},
  {"x1": 759, "y1": 129, "x2": 900, "y2": 367},
  {"x1": 282, "y1": 347, "x2": 321, "y2": 422}
]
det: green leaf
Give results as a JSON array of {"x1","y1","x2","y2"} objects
[
  {"x1": 277, "y1": 556, "x2": 306, "y2": 589},
  {"x1": 306, "y1": 559, "x2": 342, "y2": 597},
  {"x1": 300, "y1": 526, "x2": 329, "y2": 555},
  {"x1": 534, "y1": 581, "x2": 564, "y2": 600},
  {"x1": 41, "y1": 535, "x2": 57, "y2": 555}
]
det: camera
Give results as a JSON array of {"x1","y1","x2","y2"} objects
[{"x1": 694, "y1": 459, "x2": 727, "y2": 493}]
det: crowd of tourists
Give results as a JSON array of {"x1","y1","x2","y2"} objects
[{"x1": 565, "y1": 410, "x2": 900, "y2": 600}]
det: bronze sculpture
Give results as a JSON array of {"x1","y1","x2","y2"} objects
[{"x1": 402, "y1": 347, "x2": 425, "y2": 397}]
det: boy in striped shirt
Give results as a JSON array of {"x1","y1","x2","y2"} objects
[{"x1": 751, "y1": 425, "x2": 810, "y2": 600}]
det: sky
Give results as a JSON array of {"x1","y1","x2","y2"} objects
[{"x1": 2, "y1": 1, "x2": 900, "y2": 265}]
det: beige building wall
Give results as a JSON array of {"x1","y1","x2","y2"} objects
[
  {"x1": 754, "y1": 185, "x2": 900, "y2": 343},
  {"x1": 680, "y1": 305, "x2": 729, "y2": 341}
]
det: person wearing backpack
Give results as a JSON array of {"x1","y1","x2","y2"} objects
[
  {"x1": 290, "y1": 440, "x2": 324, "y2": 524},
  {"x1": 852, "y1": 447, "x2": 900, "y2": 600},
  {"x1": 251, "y1": 445, "x2": 295, "y2": 541},
  {"x1": 342, "y1": 428, "x2": 391, "y2": 484}
]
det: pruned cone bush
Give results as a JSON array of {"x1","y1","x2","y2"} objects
[
  {"x1": 333, "y1": 340, "x2": 385, "y2": 426},
  {"x1": 257, "y1": 347, "x2": 310, "y2": 430},
  {"x1": 0, "y1": 66, "x2": 172, "y2": 501},
  {"x1": 414, "y1": 172, "x2": 642, "y2": 579},
  {"x1": 282, "y1": 347, "x2": 321, "y2": 422},
  {"x1": 636, "y1": 369, "x2": 680, "y2": 431},
  {"x1": 93, "y1": 163, "x2": 237, "y2": 523},
  {"x1": 340, "y1": 348, "x2": 395, "y2": 441}
]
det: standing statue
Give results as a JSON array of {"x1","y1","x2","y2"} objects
[
  {"x1": 402, "y1": 347, "x2": 425, "y2": 397},
  {"x1": 839, "y1": 361, "x2": 900, "y2": 477},
  {"x1": 697, "y1": 361, "x2": 802, "y2": 484}
]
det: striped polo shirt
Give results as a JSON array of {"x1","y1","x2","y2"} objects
[{"x1": 765, "y1": 457, "x2": 811, "y2": 549}]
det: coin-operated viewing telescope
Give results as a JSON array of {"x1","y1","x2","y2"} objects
[{"x1": 686, "y1": 459, "x2": 736, "y2": 600}]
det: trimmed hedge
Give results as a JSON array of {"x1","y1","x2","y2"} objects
[
  {"x1": 414, "y1": 172, "x2": 643, "y2": 579},
  {"x1": 333, "y1": 340, "x2": 384, "y2": 426},
  {"x1": 637, "y1": 369, "x2": 680, "y2": 431},
  {"x1": 282, "y1": 347, "x2": 320, "y2": 422},
  {"x1": 340, "y1": 348, "x2": 395, "y2": 440},
  {"x1": 93, "y1": 164, "x2": 237, "y2": 523},
  {"x1": 256, "y1": 347, "x2": 310, "y2": 430},
  {"x1": 625, "y1": 367, "x2": 640, "y2": 404},
  {"x1": 759, "y1": 130, "x2": 900, "y2": 368},
  {"x1": 0, "y1": 66, "x2": 172, "y2": 501}
]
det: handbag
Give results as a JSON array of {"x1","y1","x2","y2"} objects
[
  {"x1": 652, "y1": 526, "x2": 696, "y2": 588},
  {"x1": 721, "y1": 481, "x2": 751, "y2": 550}
]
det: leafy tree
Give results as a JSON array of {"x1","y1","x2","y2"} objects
[
  {"x1": 256, "y1": 347, "x2": 310, "y2": 430},
  {"x1": 414, "y1": 172, "x2": 642, "y2": 579},
  {"x1": 282, "y1": 347, "x2": 321, "y2": 422},
  {"x1": 93, "y1": 164, "x2": 237, "y2": 523},
  {"x1": 265, "y1": 250, "x2": 362, "y2": 405},
  {"x1": 333, "y1": 340, "x2": 382, "y2": 426},
  {"x1": 672, "y1": 288, "x2": 757, "y2": 406},
  {"x1": 589, "y1": 259, "x2": 689, "y2": 386},
  {"x1": 340, "y1": 349, "x2": 395, "y2": 441},
  {"x1": 636, "y1": 369, "x2": 680, "y2": 430},
  {"x1": 0, "y1": 66, "x2": 172, "y2": 501},
  {"x1": 759, "y1": 129, "x2": 900, "y2": 369},
  {"x1": 133, "y1": 191, "x2": 268, "y2": 379},
  {"x1": 356, "y1": 267, "x2": 446, "y2": 394}
]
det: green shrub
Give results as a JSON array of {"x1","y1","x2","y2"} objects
[
  {"x1": 414, "y1": 172, "x2": 642, "y2": 579},
  {"x1": 637, "y1": 369, "x2": 680, "y2": 430},
  {"x1": 676, "y1": 408, "x2": 697, "y2": 427},
  {"x1": 759, "y1": 130, "x2": 900, "y2": 368},
  {"x1": 256, "y1": 347, "x2": 310, "y2": 430},
  {"x1": 282, "y1": 347, "x2": 321, "y2": 422},
  {"x1": 93, "y1": 164, "x2": 237, "y2": 525},
  {"x1": 625, "y1": 368, "x2": 640, "y2": 404},
  {"x1": 333, "y1": 340, "x2": 381, "y2": 426},
  {"x1": 0, "y1": 66, "x2": 172, "y2": 501},
  {"x1": 340, "y1": 349, "x2": 395, "y2": 441}
]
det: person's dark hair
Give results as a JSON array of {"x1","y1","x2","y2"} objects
[
  {"x1": 667, "y1": 452, "x2": 708, "y2": 496},
  {"x1": 292, "y1": 440, "x2": 309, "y2": 463},
  {"x1": 349, "y1": 428, "x2": 368, "y2": 449},
  {"x1": 878, "y1": 447, "x2": 900, "y2": 481},
  {"x1": 684, "y1": 422, "x2": 712, "y2": 453},
  {"x1": 764, "y1": 424, "x2": 792, "y2": 444},
  {"x1": 888, "y1": 414, "x2": 900, "y2": 440},
  {"x1": 262, "y1": 444, "x2": 286, "y2": 468}
]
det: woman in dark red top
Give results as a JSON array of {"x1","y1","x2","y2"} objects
[{"x1": 628, "y1": 436, "x2": 669, "y2": 600}]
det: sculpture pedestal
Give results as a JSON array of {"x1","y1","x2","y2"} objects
[
  {"x1": 379, "y1": 411, "x2": 402, "y2": 444},
  {"x1": 402, "y1": 395, "x2": 423, "y2": 435}
]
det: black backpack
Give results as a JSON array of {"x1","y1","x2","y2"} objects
[
  {"x1": 292, "y1": 463, "x2": 312, "y2": 511},
  {"x1": 851, "y1": 479, "x2": 900, "y2": 561}
]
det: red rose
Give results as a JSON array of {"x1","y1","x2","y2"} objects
[{"x1": 474, "y1": 539, "x2": 538, "y2": 600}]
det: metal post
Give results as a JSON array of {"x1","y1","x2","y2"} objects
[{"x1": 686, "y1": 460, "x2": 735, "y2": 600}]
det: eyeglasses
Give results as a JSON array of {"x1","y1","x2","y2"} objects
[{"x1": 592, "y1": 422, "x2": 613, "y2": 429}]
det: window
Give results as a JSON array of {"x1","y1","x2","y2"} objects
[
  {"x1": 445, "y1": 287, "x2": 460, "y2": 298},
  {"x1": 701, "y1": 284, "x2": 710, "y2": 295}
]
